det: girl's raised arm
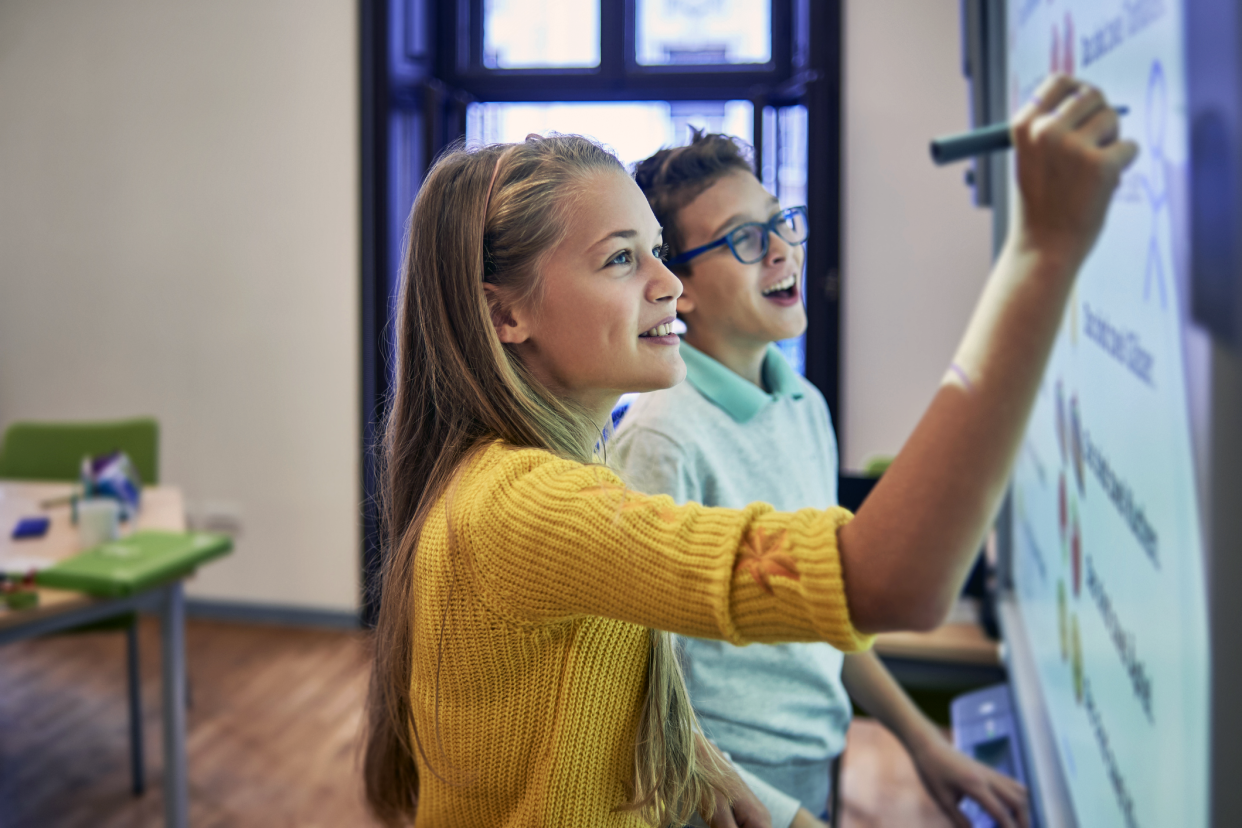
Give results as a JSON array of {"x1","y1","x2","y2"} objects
[
  {"x1": 448, "y1": 445, "x2": 874, "y2": 652},
  {"x1": 838, "y1": 75, "x2": 1139, "y2": 634}
]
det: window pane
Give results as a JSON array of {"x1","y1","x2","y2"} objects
[
  {"x1": 484, "y1": 0, "x2": 599, "y2": 69},
  {"x1": 776, "y1": 105, "x2": 808, "y2": 209},
  {"x1": 466, "y1": 100, "x2": 753, "y2": 168},
  {"x1": 636, "y1": 0, "x2": 771, "y2": 66},
  {"x1": 773, "y1": 105, "x2": 808, "y2": 376}
]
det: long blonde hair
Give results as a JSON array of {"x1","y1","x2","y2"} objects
[{"x1": 363, "y1": 135, "x2": 726, "y2": 826}]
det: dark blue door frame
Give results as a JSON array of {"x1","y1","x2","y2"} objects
[{"x1": 359, "y1": 0, "x2": 843, "y2": 624}]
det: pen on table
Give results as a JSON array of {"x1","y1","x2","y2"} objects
[{"x1": 930, "y1": 106, "x2": 1129, "y2": 165}]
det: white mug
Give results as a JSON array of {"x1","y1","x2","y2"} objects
[{"x1": 78, "y1": 497, "x2": 121, "y2": 549}]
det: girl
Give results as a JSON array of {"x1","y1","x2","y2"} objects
[{"x1": 364, "y1": 75, "x2": 1135, "y2": 828}]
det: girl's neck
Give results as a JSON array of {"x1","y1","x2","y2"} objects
[
  {"x1": 519, "y1": 354, "x2": 619, "y2": 434},
  {"x1": 558, "y1": 388, "x2": 619, "y2": 439},
  {"x1": 583, "y1": 396, "x2": 621, "y2": 434}
]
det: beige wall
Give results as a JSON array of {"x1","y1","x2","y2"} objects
[
  {"x1": 0, "y1": 0, "x2": 360, "y2": 611},
  {"x1": 0, "y1": 0, "x2": 986, "y2": 604},
  {"x1": 841, "y1": 0, "x2": 996, "y2": 470}
]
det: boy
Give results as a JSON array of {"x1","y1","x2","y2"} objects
[{"x1": 613, "y1": 133, "x2": 1028, "y2": 828}]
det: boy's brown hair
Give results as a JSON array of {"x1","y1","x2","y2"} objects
[{"x1": 632, "y1": 130, "x2": 755, "y2": 273}]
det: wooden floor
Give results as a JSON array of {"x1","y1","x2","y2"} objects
[
  {"x1": 0, "y1": 618, "x2": 374, "y2": 828},
  {"x1": 0, "y1": 618, "x2": 956, "y2": 827}
]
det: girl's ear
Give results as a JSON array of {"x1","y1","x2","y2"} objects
[{"x1": 483, "y1": 283, "x2": 532, "y2": 344}]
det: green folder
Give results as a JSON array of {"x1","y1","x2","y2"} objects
[{"x1": 35, "y1": 530, "x2": 233, "y2": 597}]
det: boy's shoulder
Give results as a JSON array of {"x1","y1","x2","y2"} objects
[
  {"x1": 789, "y1": 371, "x2": 830, "y2": 409},
  {"x1": 616, "y1": 369, "x2": 833, "y2": 443}
]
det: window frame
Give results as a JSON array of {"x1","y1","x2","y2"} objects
[
  {"x1": 437, "y1": 0, "x2": 797, "y2": 103},
  {"x1": 360, "y1": 0, "x2": 842, "y2": 624}
]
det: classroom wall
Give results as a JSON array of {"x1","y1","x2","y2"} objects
[
  {"x1": 0, "y1": 0, "x2": 360, "y2": 612},
  {"x1": 840, "y1": 0, "x2": 996, "y2": 471}
]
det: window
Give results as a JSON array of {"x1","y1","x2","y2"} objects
[
  {"x1": 363, "y1": 0, "x2": 841, "y2": 617},
  {"x1": 445, "y1": 0, "x2": 793, "y2": 94},
  {"x1": 635, "y1": 0, "x2": 772, "y2": 66},
  {"x1": 467, "y1": 100, "x2": 754, "y2": 168},
  {"x1": 483, "y1": 0, "x2": 600, "y2": 68}
]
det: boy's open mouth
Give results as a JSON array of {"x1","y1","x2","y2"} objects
[{"x1": 761, "y1": 274, "x2": 799, "y2": 303}]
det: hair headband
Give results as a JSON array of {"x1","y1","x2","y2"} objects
[
  {"x1": 482, "y1": 136, "x2": 541, "y2": 232},
  {"x1": 482, "y1": 150, "x2": 509, "y2": 227}
]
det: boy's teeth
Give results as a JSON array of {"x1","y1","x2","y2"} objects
[
  {"x1": 640, "y1": 322, "x2": 673, "y2": 337},
  {"x1": 762, "y1": 275, "x2": 797, "y2": 296}
]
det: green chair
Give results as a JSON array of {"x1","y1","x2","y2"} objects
[
  {"x1": 0, "y1": 417, "x2": 159, "y2": 797},
  {"x1": 0, "y1": 418, "x2": 159, "y2": 485}
]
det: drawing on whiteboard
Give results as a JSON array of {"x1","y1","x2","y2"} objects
[{"x1": 1139, "y1": 60, "x2": 1170, "y2": 308}]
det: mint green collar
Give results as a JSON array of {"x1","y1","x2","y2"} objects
[{"x1": 680, "y1": 340, "x2": 805, "y2": 423}]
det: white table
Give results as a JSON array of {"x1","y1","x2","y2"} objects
[{"x1": 0, "y1": 481, "x2": 193, "y2": 828}]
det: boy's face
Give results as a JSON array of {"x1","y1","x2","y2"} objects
[{"x1": 675, "y1": 169, "x2": 807, "y2": 348}]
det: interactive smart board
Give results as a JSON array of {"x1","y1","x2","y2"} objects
[{"x1": 1006, "y1": 1, "x2": 1210, "y2": 826}]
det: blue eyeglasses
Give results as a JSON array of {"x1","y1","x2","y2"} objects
[{"x1": 667, "y1": 205, "x2": 809, "y2": 267}]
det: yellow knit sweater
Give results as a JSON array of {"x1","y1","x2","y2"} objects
[{"x1": 410, "y1": 442, "x2": 873, "y2": 826}]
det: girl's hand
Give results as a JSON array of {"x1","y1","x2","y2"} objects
[
  {"x1": 702, "y1": 779, "x2": 772, "y2": 828},
  {"x1": 697, "y1": 742, "x2": 772, "y2": 828},
  {"x1": 910, "y1": 733, "x2": 1030, "y2": 828},
  {"x1": 1010, "y1": 74, "x2": 1139, "y2": 271}
]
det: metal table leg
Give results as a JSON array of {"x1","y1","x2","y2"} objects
[
  {"x1": 160, "y1": 581, "x2": 188, "y2": 828},
  {"x1": 127, "y1": 619, "x2": 146, "y2": 796}
]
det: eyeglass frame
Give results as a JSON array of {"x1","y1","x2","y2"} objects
[{"x1": 665, "y1": 205, "x2": 809, "y2": 267}]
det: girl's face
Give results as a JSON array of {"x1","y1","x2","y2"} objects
[{"x1": 496, "y1": 170, "x2": 685, "y2": 421}]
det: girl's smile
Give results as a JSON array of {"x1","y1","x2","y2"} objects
[{"x1": 638, "y1": 315, "x2": 679, "y2": 345}]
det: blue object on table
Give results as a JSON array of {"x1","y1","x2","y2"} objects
[
  {"x1": 951, "y1": 683, "x2": 1030, "y2": 828},
  {"x1": 81, "y1": 451, "x2": 142, "y2": 521},
  {"x1": 12, "y1": 516, "x2": 50, "y2": 540}
]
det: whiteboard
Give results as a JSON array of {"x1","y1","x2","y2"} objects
[{"x1": 1006, "y1": 2, "x2": 1210, "y2": 827}]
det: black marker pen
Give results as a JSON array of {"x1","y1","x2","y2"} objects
[{"x1": 930, "y1": 106, "x2": 1129, "y2": 165}]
